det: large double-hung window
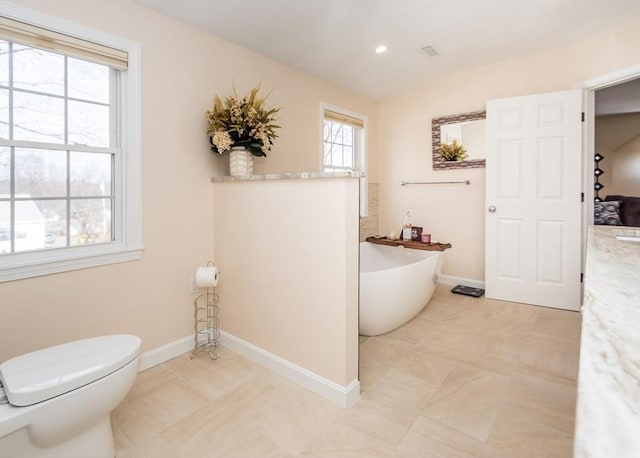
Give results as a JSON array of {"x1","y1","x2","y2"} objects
[{"x1": 0, "y1": 6, "x2": 141, "y2": 282}]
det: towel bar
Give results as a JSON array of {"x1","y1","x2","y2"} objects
[{"x1": 400, "y1": 180, "x2": 470, "y2": 186}]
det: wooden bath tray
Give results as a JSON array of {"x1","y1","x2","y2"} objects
[{"x1": 365, "y1": 236, "x2": 451, "y2": 251}]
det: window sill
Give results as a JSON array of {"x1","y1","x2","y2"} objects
[{"x1": 0, "y1": 244, "x2": 144, "y2": 282}]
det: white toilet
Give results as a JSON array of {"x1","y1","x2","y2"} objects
[{"x1": 0, "y1": 334, "x2": 141, "y2": 458}]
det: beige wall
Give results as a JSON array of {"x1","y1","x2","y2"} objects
[
  {"x1": 212, "y1": 178, "x2": 359, "y2": 386},
  {"x1": 3, "y1": 0, "x2": 639, "y2": 374},
  {"x1": 595, "y1": 113, "x2": 640, "y2": 196},
  {"x1": 0, "y1": 0, "x2": 375, "y2": 362},
  {"x1": 377, "y1": 16, "x2": 640, "y2": 282}
]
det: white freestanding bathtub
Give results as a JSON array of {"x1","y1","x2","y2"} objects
[{"x1": 359, "y1": 241, "x2": 445, "y2": 336}]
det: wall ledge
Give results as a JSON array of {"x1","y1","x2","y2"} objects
[
  {"x1": 139, "y1": 331, "x2": 360, "y2": 408},
  {"x1": 211, "y1": 171, "x2": 364, "y2": 183}
]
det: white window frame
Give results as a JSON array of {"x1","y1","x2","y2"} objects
[
  {"x1": 0, "y1": 2, "x2": 142, "y2": 282},
  {"x1": 320, "y1": 102, "x2": 368, "y2": 217}
]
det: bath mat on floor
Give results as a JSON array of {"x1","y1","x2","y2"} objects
[{"x1": 451, "y1": 285, "x2": 485, "y2": 297}]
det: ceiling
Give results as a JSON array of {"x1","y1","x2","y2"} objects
[
  {"x1": 596, "y1": 78, "x2": 640, "y2": 115},
  {"x1": 134, "y1": 0, "x2": 640, "y2": 100}
]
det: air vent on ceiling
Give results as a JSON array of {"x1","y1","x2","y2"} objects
[{"x1": 421, "y1": 45, "x2": 440, "y2": 57}]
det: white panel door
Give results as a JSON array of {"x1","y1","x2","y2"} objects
[{"x1": 486, "y1": 90, "x2": 582, "y2": 311}]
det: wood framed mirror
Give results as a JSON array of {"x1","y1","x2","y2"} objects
[{"x1": 432, "y1": 110, "x2": 486, "y2": 169}]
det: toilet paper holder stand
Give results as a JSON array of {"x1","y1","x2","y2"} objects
[{"x1": 191, "y1": 261, "x2": 220, "y2": 360}]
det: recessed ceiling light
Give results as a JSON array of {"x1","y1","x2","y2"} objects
[{"x1": 375, "y1": 45, "x2": 387, "y2": 54}]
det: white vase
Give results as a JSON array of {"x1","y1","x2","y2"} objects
[{"x1": 229, "y1": 147, "x2": 254, "y2": 176}]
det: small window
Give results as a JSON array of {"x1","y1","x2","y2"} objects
[
  {"x1": 0, "y1": 5, "x2": 142, "y2": 281},
  {"x1": 321, "y1": 104, "x2": 367, "y2": 216},
  {"x1": 323, "y1": 109, "x2": 363, "y2": 173}
]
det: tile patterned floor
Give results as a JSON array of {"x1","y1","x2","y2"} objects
[{"x1": 112, "y1": 285, "x2": 581, "y2": 457}]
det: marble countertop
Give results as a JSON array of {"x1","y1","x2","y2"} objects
[
  {"x1": 211, "y1": 171, "x2": 364, "y2": 183},
  {"x1": 574, "y1": 226, "x2": 640, "y2": 457}
]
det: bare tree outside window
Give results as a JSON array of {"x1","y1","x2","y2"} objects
[
  {"x1": 0, "y1": 39, "x2": 115, "y2": 254},
  {"x1": 323, "y1": 119, "x2": 358, "y2": 172}
]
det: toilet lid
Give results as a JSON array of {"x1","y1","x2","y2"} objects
[{"x1": 0, "y1": 334, "x2": 141, "y2": 407}]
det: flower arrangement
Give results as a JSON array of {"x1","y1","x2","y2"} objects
[
  {"x1": 440, "y1": 139, "x2": 467, "y2": 161},
  {"x1": 206, "y1": 83, "x2": 281, "y2": 157}
]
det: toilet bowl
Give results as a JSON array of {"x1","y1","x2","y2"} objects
[{"x1": 0, "y1": 334, "x2": 141, "y2": 458}]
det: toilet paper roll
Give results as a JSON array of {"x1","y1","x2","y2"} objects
[{"x1": 195, "y1": 266, "x2": 219, "y2": 288}]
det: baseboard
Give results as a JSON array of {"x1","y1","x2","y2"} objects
[
  {"x1": 438, "y1": 274, "x2": 485, "y2": 289},
  {"x1": 219, "y1": 330, "x2": 359, "y2": 408},
  {"x1": 138, "y1": 332, "x2": 360, "y2": 408},
  {"x1": 139, "y1": 335, "x2": 193, "y2": 371}
]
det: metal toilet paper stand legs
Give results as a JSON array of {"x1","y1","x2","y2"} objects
[{"x1": 191, "y1": 262, "x2": 220, "y2": 360}]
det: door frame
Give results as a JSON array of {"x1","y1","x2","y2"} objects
[{"x1": 578, "y1": 64, "x2": 640, "y2": 294}]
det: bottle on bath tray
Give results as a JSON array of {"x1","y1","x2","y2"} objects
[{"x1": 402, "y1": 211, "x2": 412, "y2": 241}]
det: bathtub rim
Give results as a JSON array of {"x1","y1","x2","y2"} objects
[{"x1": 359, "y1": 241, "x2": 440, "y2": 274}]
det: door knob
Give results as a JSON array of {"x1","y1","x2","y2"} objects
[{"x1": 488, "y1": 206, "x2": 496, "y2": 213}]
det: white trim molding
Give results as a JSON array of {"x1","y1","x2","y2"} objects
[
  {"x1": 139, "y1": 335, "x2": 194, "y2": 371},
  {"x1": 219, "y1": 330, "x2": 360, "y2": 408},
  {"x1": 138, "y1": 331, "x2": 360, "y2": 408},
  {"x1": 438, "y1": 275, "x2": 485, "y2": 289},
  {"x1": 578, "y1": 64, "x2": 640, "y2": 91},
  {"x1": 577, "y1": 64, "x2": 640, "y2": 304}
]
